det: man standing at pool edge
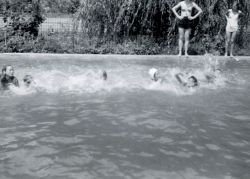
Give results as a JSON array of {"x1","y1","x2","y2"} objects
[{"x1": 172, "y1": 0, "x2": 202, "y2": 58}]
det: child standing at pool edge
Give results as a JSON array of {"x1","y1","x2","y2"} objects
[
  {"x1": 1, "y1": 65, "x2": 19, "y2": 89},
  {"x1": 225, "y1": 2, "x2": 243, "y2": 57},
  {"x1": 172, "y1": 0, "x2": 202, "y2": 58}
]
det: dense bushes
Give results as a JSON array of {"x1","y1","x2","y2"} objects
[
  {"x1": 0, "y1": 0, "x2": 250, "y2": 55},
  {"x1": 41, "y1": 0, "x2": 81, "y2": 14},
  {"x1": 73, "y1": 0, "x2": 250, "y2": 55},
  {"x1": 1, "y1": 31, "x2": 250, "y2": 55},
  {"x1": 0, "y1": 0, "x2": 45, "y2": 37},
  {"x1": 75, "y1": 0, "x2": 250, "y2": 46},
  {"x1": 0, "y1": 32, "x2": 162, "y2": 54}
]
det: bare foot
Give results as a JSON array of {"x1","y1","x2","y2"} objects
[
  {"x1": 224, "y1": 54, "x2": 228, "y2": 57},
  {"x1": 177, "y1": 54, "x2": 181, "y2": 58},
  {"x1": 235, "y1": 58, "x2": 239, "y2": 61},
  {"x1": 230, "y1": 54, "x2": 234, "y2": 58},
  {"x1": 185, "y1": 54, "x2": 189, "y2": 58}
]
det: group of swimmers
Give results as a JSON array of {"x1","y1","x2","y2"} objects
[
  {"x1": 149, "y1": 66, "x2": 222, "y2": 88},
  {"x1": 172, "y1": 0, "x2": 243, "y2": 58},
  {"x1": 1, "y1": 53, "x2": 223, "y2": 91},
  {"x1": 1, "y1": 62, "x2": 221, "y2": 90},
  {"x1": 0, "y1": 65, "x2": 34, "y2": 90},
  {"x1": 0, "y1": 65, "x2": 108, "y2": 90}
]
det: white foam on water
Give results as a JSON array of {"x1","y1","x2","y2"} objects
[
  {"x1": 0, "y1": 54, "x2": 245, "y2": 97},
  {"x1": 4, "y1": 67, "x2": 228, "y2": 96}
]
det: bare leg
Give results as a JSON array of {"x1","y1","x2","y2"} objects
[
  {"x1": 230, "y1": 31, "x2": 237, "y2": 57},
  {"x1": 178, "y1": 28, "x2": 184, "y2": 56},
  {"x1": 225, "y1": 31, "x2": 231, "y2": 57},
  {"x1": 184, "y1": 29, "x2": 191, "y2": 57}
]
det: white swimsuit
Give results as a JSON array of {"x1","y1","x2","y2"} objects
[{"x1": 226, "y1": 9, "x2": 241, "y2": 32}]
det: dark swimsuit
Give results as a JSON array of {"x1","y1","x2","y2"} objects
[
  {"x1": 1, "y1": 75, "x2": 19, "y2": 90},
  {"x1": 178, "y1": 5, "x2": 195, "y2": 29}
]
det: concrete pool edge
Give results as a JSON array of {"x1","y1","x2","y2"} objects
[{"x1": 2, "y1": 53, "x2": 250, "y2": 60}]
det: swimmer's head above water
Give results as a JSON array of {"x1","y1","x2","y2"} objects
[
  {"x1": 187, "y1": 76, "x2": 198, "y2": 87},
  {"x1": 175, "y1": 73, "x2": 198, "y2": 88},
  {"x1": 2, "y1": 65, "x2": 14, "y2": 77},
  {"x1": 149, "y1": 68, "x2": 160, "y2": 82},
  {"x1": 23, "y1": 75, "x2": 35, "y2": 87}
]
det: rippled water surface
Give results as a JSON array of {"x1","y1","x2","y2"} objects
[{"x1": 0, "y1": 54, "x2": 250, "y2": 179}]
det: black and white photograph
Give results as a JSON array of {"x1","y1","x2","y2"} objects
[{"x1": 0, "y1": 0, "x2": 250, "y2": 179}]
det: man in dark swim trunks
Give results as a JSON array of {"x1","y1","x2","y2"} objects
[{"x1": 172, "y1": 0, "x2": 202, "y2": 57}]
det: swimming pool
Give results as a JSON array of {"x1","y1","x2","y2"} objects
[{"x1": 0, "y1": 54, "x2": 250, "y2": 179}]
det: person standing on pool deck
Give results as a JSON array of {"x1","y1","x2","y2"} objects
[
  {"x1": 225, "y1": 2, "x2": 243, "y2": 57},
  {"x1": 172, "y1": 0, "x2": 202, "y2": 58},
  {"x1": 1, "y1": 65, "x2": 19, "y2": 89}
]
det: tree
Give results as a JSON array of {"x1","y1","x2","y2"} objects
[
  {"x1": 75, "y1": 0, "x2": 171, "y2": 40},
  {"x1": 40, "y1": 0, "x2": 81, "y2": 14},
  {"x1": 1, "y1": 0, "x2": 45, "y2": 37},
  {"x1": 75, "y1": 0, "x2": 250, "y2": 49}
]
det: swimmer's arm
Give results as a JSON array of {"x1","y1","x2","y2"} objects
[
  {"x1": 175, "y1": 73, "x2": 186, "y2": 86},
  {"x1": 172, "y1": 2, "x2": 182, "y2": 19},
  {"x1": 192, "y1": 2, "x2": 202, "y2": 18}
]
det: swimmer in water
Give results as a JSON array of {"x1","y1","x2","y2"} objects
[
  {"x1": 149, "y1": 68, "x2": 163, "y2": 83},
  {"x1": 175, "y1": 73, "x2": 198, "y2": 87},
  {"x1": 23, "y1": 75, "x2": 35, "y2": 87},
  {"x1": 1, "y1": 65, "x2": 19, "y2": 89},
  {"x1": 204, "y1": 69, "x2": 222, "y2": 83}
]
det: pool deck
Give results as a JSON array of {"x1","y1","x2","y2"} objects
[{"x1": 1, "y1": 53, "x2": 250, "y2": 61}]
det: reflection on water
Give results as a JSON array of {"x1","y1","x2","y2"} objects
[{"x1": 0, "y1": 54, "x2": 250, "y2": 179}]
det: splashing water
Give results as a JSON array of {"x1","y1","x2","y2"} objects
[
  {"x1": 0, "y1": 54, "x2": 250, "y2": 179},
  {"x1": 1, "y1": 53, "x2": 242, "y2": 97}
]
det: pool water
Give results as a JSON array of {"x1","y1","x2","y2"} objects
[{"x1": 0, "y1": 54, "x2": 250, "y2": 179}]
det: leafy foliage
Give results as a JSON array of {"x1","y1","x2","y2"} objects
[
  {"x1": 0, "y1": 29, "x2": 249, "y2": 55},
  {"x1": 1, "y1": 0, "x2": 250, "y2": 55},
  {"x1": 1, "y1": 0, "x2": 45, "y2": 37},
  {"x1": 40, "y1": 0, "x2": 81, "y2": 14},
  {"x1": 75, "y1": 0, "x2": 250, "y2": 54}
]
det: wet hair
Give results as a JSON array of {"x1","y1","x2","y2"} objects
[
  {"x1": 2, "y1": 65, "x2": 12, "y2": 73},
  {"x1": 189, "y1": 76, "x2": 198, "y2": 86},
  {"x1": 23, "y1": 75, "x2": 33, "y2": 84},
  {"x1": 232, "y1": 2, "x2": 240, "y2": 10}
]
